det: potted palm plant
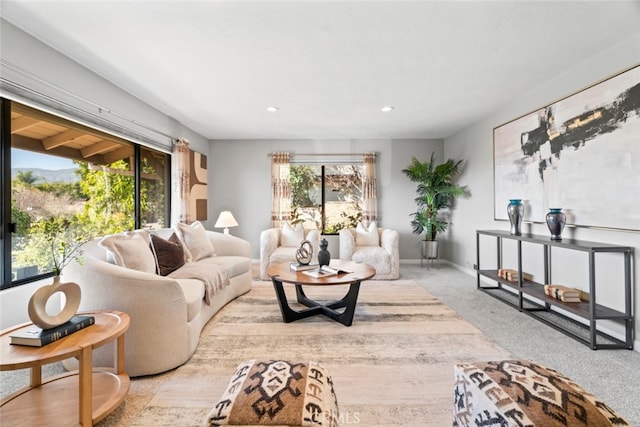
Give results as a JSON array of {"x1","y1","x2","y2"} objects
[{"x1": 402, "y1": 153, "x2": 466, "y2": 259}]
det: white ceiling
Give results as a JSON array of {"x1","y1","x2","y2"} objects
[{"x1": 1, "y1": 1, "x2": 639, "y2": 140}]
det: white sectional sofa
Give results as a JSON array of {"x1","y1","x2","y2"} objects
[{"x1": 62, "y1": 222, "x2": 252, "y2": 377}]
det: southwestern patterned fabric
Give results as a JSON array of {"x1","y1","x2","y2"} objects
[
  {"x1": 205, "y1": 359, "x2": 339, "y2": 426},
  {"x1": 453, "y1": 360, "x2": 630, "y2": 427}
]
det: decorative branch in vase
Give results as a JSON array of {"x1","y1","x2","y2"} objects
[
  {"x1": 28, "y1": 217, "x2": 89, "y2": 329},
  {"x1": 39, "y1": 217, "x2": 87, "y2": 276}
]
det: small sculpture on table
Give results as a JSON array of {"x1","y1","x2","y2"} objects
[
  {"x1": 295, "y1": 240, "x2": 313, "y2": 265},
  {"x1": 28, "y1": 275, "x2": 82, "y2": 329},
  {"x1": 317, "y1": 238, "x2": 330, "y2": 267}
]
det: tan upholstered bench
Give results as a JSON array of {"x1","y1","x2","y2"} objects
[
  {"x1": 205, "y1": 359, "x2": 339, "y2": 426},
  {"x1": 453, "y1": 359, "x2": 630, "y2": 427}
]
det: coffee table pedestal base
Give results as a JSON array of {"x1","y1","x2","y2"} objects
[{"x1": 271, "y1": 279, "x2": 361, "y2": 327}]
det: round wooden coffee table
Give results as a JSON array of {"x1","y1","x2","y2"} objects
[
  {"x1": 267, "y1": 260, "x2": 375, "y2": 326},
  {"x1": 0, "y1": 310, "x2": 130, "y2": 426}
]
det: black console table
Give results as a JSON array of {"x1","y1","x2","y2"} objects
[{"x1": 475, "y1": 230, "x2": 633, "y2": 350}]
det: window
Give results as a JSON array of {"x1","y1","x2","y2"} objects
[
  {"x1": 1, "y1": 99, "x2": 170, "y2": 289},
  {"x1": 290, "y1": 163, "x2": 363, "y2": 234},
  {"x1": 140, "y1": 147, "x2": 168, "y2": 228}
]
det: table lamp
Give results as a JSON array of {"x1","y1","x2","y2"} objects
[{"x1": 215, "y1": 211, "x2": 238, "y2": 235}]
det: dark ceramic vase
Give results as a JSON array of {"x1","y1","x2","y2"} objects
[{"x1": 546, "y1": 208, "x2": 566, "y2": 240}]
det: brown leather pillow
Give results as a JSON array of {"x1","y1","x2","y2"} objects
[{"x1": 150, "y1": 232, "x2": 185, "y2": 276}]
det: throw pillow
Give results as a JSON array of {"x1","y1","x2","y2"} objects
[
  {"x1": 99, "y1": 232, "x2": 157, "y2": 273},
  {"x1": 177, "y1": 221, "x2": 215, "y2": 262},
  {"x1": 355, "y1": 221, "x2": 379, "y2": 246},
  {"x1": 150, "y1": 232, "x2": 185, "y2": 276},
  {"x1": 281, "y1": 222, "x2": 304, "y2": 247}
]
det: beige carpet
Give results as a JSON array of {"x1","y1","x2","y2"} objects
[{"x1": 98, "y1": 280, "x2": 511, "y2": 426}]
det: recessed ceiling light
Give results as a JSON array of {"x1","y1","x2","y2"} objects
[
  {"x1": 381, "y1": 105, "x2": 394, "y2": 112},
  {"x1": 266, "y1": 106, "x2": 280, "y2": 112}
]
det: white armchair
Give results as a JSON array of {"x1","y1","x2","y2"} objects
[
  {"x1": 260, "y1": 225, "x2": 320, "y2": 280},
  {"x1": 339, "y1": 225, "x2": 400, "y2": 280}
]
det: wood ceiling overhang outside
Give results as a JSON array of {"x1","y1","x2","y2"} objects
[{"x1": 10, "y1": 103, "x2": 134, "y2": 166}]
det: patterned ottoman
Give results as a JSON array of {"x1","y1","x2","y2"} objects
[
  {"x1": 205, "y1": 359, "x2": 339, "y2": 426},
  {"x1": 453, "y1": 359, "x2": 630, "y2": 427}
]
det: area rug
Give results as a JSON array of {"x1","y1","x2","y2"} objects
[{"x1": 100, "y1": 279, "x2": 511, "y2": 426}]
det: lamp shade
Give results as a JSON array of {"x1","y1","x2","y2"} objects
[{"x1": 215, "y1": 211, "x2": 238, "y2": 234}]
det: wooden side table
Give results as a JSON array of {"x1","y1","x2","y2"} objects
[{"x1": 0, "y1": 310, "x2": 130, "y2": 426}]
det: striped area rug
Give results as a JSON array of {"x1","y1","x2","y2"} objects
[{"x1": 112, "y1": 280, "x2": 512, "y2": 426}]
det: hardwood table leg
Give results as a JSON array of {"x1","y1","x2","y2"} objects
[
  {"x1": 29, "y1": 365, "x2": 42, "y2": 387},
  {"x1": 116, "y1": 334, "x2": 126, "y2": 375},
  {"x1": 79, "y1": 345, "x2": 93, "y2": 426}
]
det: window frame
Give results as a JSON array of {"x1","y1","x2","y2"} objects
[
  {"x1": 1, "y1": 98, "x2": 171, "y2": 290},
  {"x1": 290, "y1": 161, "x2": 364, "y2": 235},
  {"x1": 1, "y1": 98, "x2": 11, "y2": 288}
]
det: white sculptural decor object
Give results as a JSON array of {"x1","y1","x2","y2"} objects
[
  {"x1": 28, "y1": 275, "x2": 82, "y2": 329},
  {"x1": 27, "y1": 218, "x2": 85, "y2": 329}
]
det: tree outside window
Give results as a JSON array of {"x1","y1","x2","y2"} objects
[
  {"x1": 2, "y1": 100, "x2": 167, "y2": 287},
  {"x1": 290, "y1": 163, "x2": 363, "y2": 234},
  {"x1": 9, "y1": 147, "x2": 169, "y2": 285}
]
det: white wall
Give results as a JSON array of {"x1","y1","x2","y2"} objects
[
  {"x1": 444, "y1": 32, "x2": 640, "y2": 348},
  {"x1": 207, "y1": 138, "x2": 441, "y2": 260}
]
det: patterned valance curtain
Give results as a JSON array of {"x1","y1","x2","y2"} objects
[
  {"x1": 362, "y1": 152, "x2": 378, "y2": 226},
  {"x1": 270, "y1": 152, "x2": 291, "y2": 228},
  {"x1": 172, "y1": 138, "x2": 191, "y2": 225}
]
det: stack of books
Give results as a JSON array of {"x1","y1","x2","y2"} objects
[
  {"x1": 544, "y1": 284, "x2": 581, "y2": 302},
  {"x1": 497, "y1": 268, "x2": 533, "y2": 281},
  {"x1": 290, "y1": 262, "x2": 319, "y2": 272},
  {"x1": 10, "y1": 315, "x2": 95, "y2": 347}
]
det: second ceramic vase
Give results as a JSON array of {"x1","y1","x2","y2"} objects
[
  {"x1": 546, "y1": 208, "x2": 566, "y2": 240},
  {"x1": 507, "y1": 199, "x2": 524, "y2": 235}
]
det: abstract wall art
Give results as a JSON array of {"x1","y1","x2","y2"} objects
[
  {"x1": 494, "y1": 65, "x2": 640, "y2": 231},
  {"x1": 189, "y1": 149, "x2": 208, "y2": 221}
]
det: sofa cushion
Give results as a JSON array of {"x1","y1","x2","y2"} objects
[
  {"x1": 269, "y1": 246, "x2": 299, "y2": 266},
  {"x1": 280, "y1": 222, "x2": 304, "y2": 247},
  {"x1": 173, "y1": 278, "x2": 205, "y2": 322},
  {"x1": 177, "y1": 221, "x2": 215, "y2": 262},
  {"x1": 352, "y1": 246, "x2": 390, "y2": 274},
  {"x1": 99, "y1": 232, "x2": 156, "y2": 274},
  {"x1": 356, "y1": 221, "x2": 379, "y2": 246},
  {"x1": 199, "y1": 255, "x2": 251, "y2": 278},
  {"x1": 150, "y1": 232, "x2": 186, "y2": 276}
]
